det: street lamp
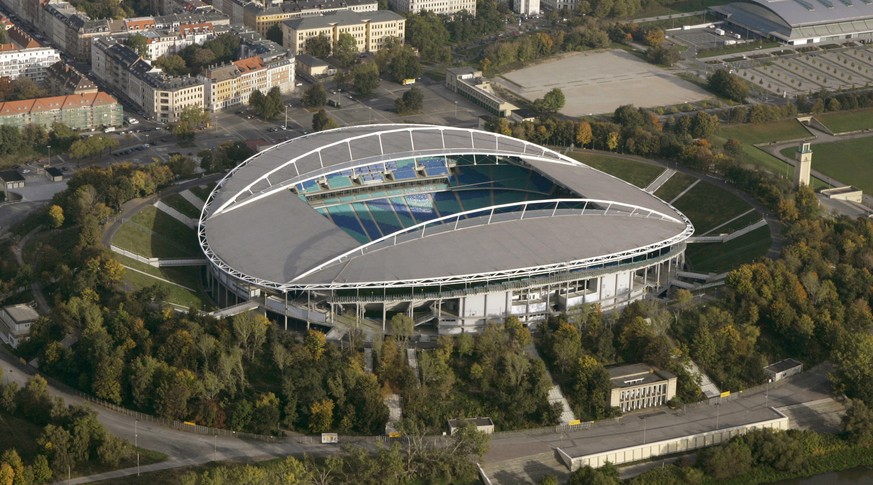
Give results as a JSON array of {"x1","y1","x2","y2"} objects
[
  {"x1": 765, "y1": 378, "x2": 772, "y2": 408},
  {"x1": 454, "y1": 101, "x2": 459, "y2": 118},
  {"x1": 47, "y1": 145, "x2": 51, "y2": 167},
  {"x1": 715, "y1": 402, "x2": 721, "y2": 430},
  {"x1": 284, "y1": 104, "x2": 289, "y2": 130},
  {"x1": 642, "y1": 416, "x2": 647, "y2": 444}
]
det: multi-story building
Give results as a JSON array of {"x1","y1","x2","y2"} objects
[
  {"x1": 0, "y1": 304, "x2": 39, "y2": 349},
  {"x1": 130, "y1": 22, "x2": 215, "y2": 59},
  {"x1": 152, "y1": 11, "x2": 231, "y2": 29},
  {"x1": 513, "y1": 0, "x2": 539, "y2": 16},
  {"x1": 539, "y1": 0, "x2": 578, "y2": 10},
  {"x1": 92, "y1": 37, "x2": 204, "y2": 123},
  {"x1": 281, "y1": 10, "x2": 404, "y2": 55},
  {"x1": 608, "y1": 364, "x2": 677, "y2": 413},
  {"x1": 0, "y1": 91, "x2": 122, "y2": 130},
  {"x1": 242, "y1": 0, "x2": 377, "y2": 37},
  {"x1": 0, "y1": 27, "x2": 61, "y2": 82},
  {"x1": 44, "y1": 61, "x2": 98, "y2": 94},
  {"x1": 445, "y1": 67, "x2": 516, "y2": 117},
  {"x1": 41, "y1": 1, "x2": 112, "y2": 61},
  {"x1": 200, "y1": 54, "x2": 294, "y2": 111},
  {"x1": 388, "y1": 0, "x2": 475, "y2": 16}
]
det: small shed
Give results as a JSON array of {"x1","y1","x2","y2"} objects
[
  {"x1": 764, "y1": 358, "x2": 803, "y2": 382},
  {"x1": 0, "y1": 170, "x2": 25, "y2": 189},
  {"x1": 45, "y1": 167, "x2": 63, "y2": 182},
  {"x1": 448, "y1": 417, "x2": 494, "y2": 436}
]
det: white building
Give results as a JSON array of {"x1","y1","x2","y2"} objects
[
  {"x1": 388, "y1": 0, "x2": 475, "y2": 15},
  {"x1": 201, "y1": 55, "x2": 294, "y2": 112},
  {"x1": 0, "y1": 303, "x2": 39, "y2": 349},
  {"x1": 0, "y1": 27, "x2": 61, "y2": 83},
  {"x1": 513, "y1": 0, "x2": 539, "y2": 16},
  {"x1": 282, "y1": 10, "x2": 405, "y2": 55},
  {"x1": 608, "y1": 364, "x2": 677, "y2": 413}
]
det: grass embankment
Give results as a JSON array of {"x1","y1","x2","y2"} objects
[
  {"x1": 569, "y1": 153, "x2": 664, "y2": 188},
  {"x1": 161, "y1": 193, "x2": 202, "y2": 219},
  {"x1": 685, "y1": 225, "x2": 771, "y2": 273},
  {"x1": 780, "y1": 136, "x2": 873, "y2": 193},
  {"x1": 671, "y1": 180, "x2": 755, "y2": 234},
  {"x1": 116, "y1": 255, "x2": 208, "y2": 310},
  {"x1": 188, "y1": 183, "x2": 215, "y2": 202},
  {"x1": 816, "y1": 108, "x2": 873, "y2": 133},
  {"x1": 654, "y1": 172, "x2": 697, "y2": 202},
  {"x1": 112, "y1": 206, "x2": 200, "y2": 258}
]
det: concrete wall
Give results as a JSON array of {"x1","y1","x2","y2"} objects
[{"x1": 558, "y1": 411, "x2": 789, "y2": 471}]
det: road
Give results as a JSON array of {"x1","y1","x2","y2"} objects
[{"x1": 482, "y1": 363, "x2": 839, "y2": 484}]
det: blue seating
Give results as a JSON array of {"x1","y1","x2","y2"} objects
[
  {"x1": 418, "y1": 157, "x2": 449, "y2": 177},
  {"x1": 352, "y1": 203, "x2": 383, "y2": 240},
  {"x1": 433, "y1": 192, "x2": 462, "y2": 216},
  {"x1": 299, "y1": 179, "x2": 320, "y2": 193},
  {"x1": 365, "y1": 200, "x2": 404, "y2": 235},
  {"x1": 389, "y1": 197, "x2": 417, "y2": 227},
  {"x1": 456, "y1": 190, "x2": 493, "y2": 212},
  {"x1": 326, "y1": 205, "x2": 369, "y2": 243},
  {"x1": 404, "y1": 193, "x2": 438, "y2": 222},
  {"x1": 492, "y1": 190, "x2": 523, "y2": 206}
]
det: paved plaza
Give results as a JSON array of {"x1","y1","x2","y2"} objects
[{"x1": 494, "y1": 50, "x2": 712, "y2": 116}]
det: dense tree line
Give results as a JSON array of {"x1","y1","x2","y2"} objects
[
  {"x1": 0, "y1": 375, "x2": 133, "y2": 483},
  {"x1": 388, "y1": 318, "x2": 560, "y2": 432},
  {"x1": 249, "y1": 87, "x2": 284, "y2": 120},
  {"x1": 0, "y1": 77, "x2": 47, "y2": 102},
  {"x1": 153, "y1": 33, "x2": 241, "y2": 76}
]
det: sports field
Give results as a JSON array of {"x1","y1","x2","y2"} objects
[
  {"x1": 494, "y1": 50, "x2": 711, "y2": 116},
  {"x1": 780, "y1": 137, "x2": 873, "y2": 193},
  {"x1": 717, "y1": 120, "x2": 811, "y2": 145}
]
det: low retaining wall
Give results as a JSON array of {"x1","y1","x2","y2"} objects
[{"x1": 556, "y1": 409, "x2": 789, "y2": 471}]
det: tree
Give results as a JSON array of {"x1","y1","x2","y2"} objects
[
  {"x1": 154, "y1": 54, "x2": 188, "y2": 76},
  {"x1": 305, "y1": 34, "x2": 332, "y2": 58},
  {"x1": 576, "y1": 121, "x2": 593, "y2": 147},
  {"x1": 405, "y1": 11, "x2": 450, "y2": 63},
  {"x1": 352, "y1": 62, "x2": 380, "y2": 96},
  {"x1": 384, "y1": 45, "x2": 422, "y2": 83},
  {"x1": 698, "y1": 440, "x2": 753, "y2": 479},
  {"x1": 125, "y1": 33, "x2": 150, "y2": 59},
  {"x1": 31, "y1": 455, "x2": 51, "y2": 484},
  {"x1": 832, "y1": 333, "x2": 873, "y2": 405},
  {"x1": 232, "y1": 311, "x2": 270, "y2": 361},
  {"x1": 250, "y1": 87, "x2": 283, "y2": 120},
  {"x1": 535, "y1": 88, "x2": 565, "y2": 113},
  {"x1": 389, "y1": 314, "x2": 413, "y2": 342},
  {"x1": 708, "y1": 69, "x2": 749, "y2": 103},
  {"x1": 690, "y1": 111, "x2": 719, "y2": 139},
  {"x1": 302, "y1": 83, "x2": 327, "y2": 108},
  {"x1": 172, "y1": 105, "x2": 210, "y2": 142},
  {"x1": 309, "y1": 398, "x2": 335, "y2": 433},
  {"x1": 567, "y1": 463, "x2": 620, "y2": 485},
  {"x1": 334, "y1": 32, "x2": 359, "y2": 68},
  {"x1": 47, "y1": 205, "x2": 65, "y2": 228},
  {"x1": 394, "y1": 87, "x2": 424, "y2": 114},
  {"x1": 646, "y1": 45, "x2": 680, "y2": 67},
  {"x1": 842, "y1": 399, "x2": 873, "y2": 446},
  {"x1": 266, "y1": 24, "x2": 282, "y2": 45},
  {"x1": 312, "y1": 109, "x2": 338, "y2": 132}
]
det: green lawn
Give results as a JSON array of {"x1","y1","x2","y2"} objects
[
  {"x1": 672, "y1": 180, "x2": 755, "y2": 234},
  {"x1": 569, "y1": 152, "x2": 665, "y2": 188},
  {"x1": 631, "y1": 0, "x2": 731, "y2": 18},
  {"x1": 685, "y1": 225, "x2": 771, "y2": 273},
  {"x1": 116, "y1": 255, "x2": 210, "y2": 310},
  {"x1": 717, "y1": 120, "x2": 810, "y2": 145},
  {"x1": 779, "y1": 137, "x2": 873, "y2": 193},
  {"x1": 815, "y1": 109, "x2": 873, "y2": 133},
  {"x1": 112, "y1": 206, "x2": 200, "y2": 258},
  {"x1": 188, "y1": 183, "x2": 215, "y2": 202},
  {"x1": 701, "y1": 210, "x2": 762, "y2": 235},
  {"x1": 697, "y1": 41, "x2": 781, "y2": 59},
  {"x1": 162, "y1": 193, "x2": 201, "y2": 219},
  {"x1": 654, "y1": 172, "x2": 697, "y2": 202}
]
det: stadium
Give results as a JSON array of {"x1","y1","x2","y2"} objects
[
  {"x1": 199, "y1": 125, "x2": 694, "y2": 334},
  {"x1": 712, "y1": 0, "x2": 873, "y2": 45}
]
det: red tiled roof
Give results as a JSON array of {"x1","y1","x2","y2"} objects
[
  {"x1": 233, "y1": 56, "x2": 264, "y2": 74},
  {"x1": 7, "y1": 26, "x2": 41, "y2": 49},
  {"x1": 0, "y1": 92, "x2": 118, "y2": 116},
  {"x1": 0, "y1": 43, "x2": 16, "y2": 52}
]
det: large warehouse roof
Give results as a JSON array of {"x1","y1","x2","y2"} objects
[
  {"x1": 713, "y1": 0, "x2": 873, "y2": 41},
  {"x1": 200, "y1": 125, "x2": 692, "y2": 290}
]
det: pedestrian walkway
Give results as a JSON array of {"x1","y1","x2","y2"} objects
[
  {"x1": 179, "y1": 189, "x2": 205, "y2": 208},
  {"x1": 644, "y1": 168, "x2": 676, "y2": 193},
  {"x1": 524, "y1": 344, "x2": 577, "y2": 424},
  {"x1": 669, "y1": 178, "x2": 700, "y2": 205},
  {"x1": 154, "y1": 201, "x2": 196, "y2": 229}
]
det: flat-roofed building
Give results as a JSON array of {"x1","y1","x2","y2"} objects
[
  {"x1": 295, "y1": 53, "x2": 335, "y2": 82},
  {"x1": 608, "y1": 363, "x2": 677, "y2": 413},
  {"x1": 764, "y1": 358, "x2": 803, "y2": 382},
  {"x1": 281, "y1": 10, "x2": 404, "y2": 55},
  {"x1": 0, "y1": 170, "x2": 25, "y2": 189},
  {"x1": 445, "y1": 67, "x2": 517, "y2": 117},
  {"x1": 513, "y1": 0, "x2": 539, "y2": 16},
  {"x1": 388, "y1": 0, "x2": 475, "y2": 15},
  {"x1": 0, "y1": 303, "x2": 39, "y2": 348}
]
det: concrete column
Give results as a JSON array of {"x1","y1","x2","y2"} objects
[{"x1": 284, "y1": 292, "x2": 288, "y2": 331}]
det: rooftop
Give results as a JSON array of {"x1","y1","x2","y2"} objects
[
  {"x1": 608, "y1": 363, "x2": 675, "y2": 389},
  {"x1": 283, "y1": 9, "x2": 403, "y2": 30},
  {"x1": 765, "y1": 358, "x2": 803, "y2": 374},
  {"x1": 1, "y1": 303, "x2": 39, "y2": 324}
]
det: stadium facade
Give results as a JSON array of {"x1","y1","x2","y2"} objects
[
  {"x1": 199, "y1": 125, "x2": 693, "y2": 334},
  {"x1": 712, "y1": 0, "x2": 873, "y2": 45}
]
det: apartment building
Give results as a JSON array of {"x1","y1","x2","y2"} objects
[
  {"x1": 513, "y1": 0, "x2": 539, "y2": 16},
  {"x1": 281, "y1": 10, "x2": 404, "y2": 55},
  {"x1": 608, "y1": 364, "x2": 677, "y2": 413},
  {"x1": 200, "y1": 54, "x2": 294, "y2": 111},
  {"x1": 41, "y1": 1, "x2": 112, "y2": 61},
  {"x1": 92, "y1": 37, "x2": 203, "y2": 123},
  {"x1": 388, "y1": 0, "x2": 475, "y2": 16},
  {"x1": 44, "y1": 61, "x2": 98, "y2": 94},
  {"x1": 0, "y1": 27, "x2": 61, "y2": 82},
  {"x1": 0, "y1": 91, "x2": 122, "y2": 130}
]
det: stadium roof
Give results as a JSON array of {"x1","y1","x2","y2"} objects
[
  {"x1": 201, "y1": 125, "x2": 692, "y2": 291},
  {"x1": 713, "y1": 0, "x2": 873, "y2": 40}
]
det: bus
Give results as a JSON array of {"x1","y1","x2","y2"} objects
[{"x1": 401, "y1": 78, "x2": 416, "y2": 86}]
